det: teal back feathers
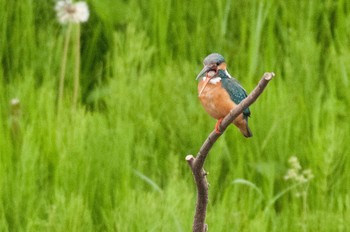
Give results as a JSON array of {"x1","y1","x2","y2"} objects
[{"x1": 218, "y1": 70, "x2": 251, "y2": 117}]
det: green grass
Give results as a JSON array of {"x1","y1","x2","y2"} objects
[{"x1": 1, "y1": 0, "x2": 350, "y2": 231}]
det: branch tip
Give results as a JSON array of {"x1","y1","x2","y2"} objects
[
  {"x1": 186, "y1": 155, "x2": 195, "y2": 167},
  {"x1": 264, "y1": 72, "x2": 275, "y2": 80},
  {"x1": 186, "y1": 155, "x2": 195, "y2": 161}
]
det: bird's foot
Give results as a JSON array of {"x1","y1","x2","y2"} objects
[{"x1": 215, "y1": 119, "x2": 223, "y2": 134}]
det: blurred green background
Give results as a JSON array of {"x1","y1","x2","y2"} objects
[{"x1": 1, "y1": 0, "x2": 350, "y2": 231}]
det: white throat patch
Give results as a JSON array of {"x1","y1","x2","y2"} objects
[
  {"x1": 202, "y1": 76, "x2": 221, "y2": 84},
  {"x1": 209, "y1": 77, "x2": 221, "y2": 84}
]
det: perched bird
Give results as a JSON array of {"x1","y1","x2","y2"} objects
[{"x1": 196, "y1": 53, "x2": 252, "y2": 137}]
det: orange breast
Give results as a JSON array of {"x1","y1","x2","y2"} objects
[{"x1": 198, "y1": 78, "x2": 236, "y2": 120}]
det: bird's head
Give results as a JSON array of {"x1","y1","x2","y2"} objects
[
  {"x1": 196, "y1": 53, "x2": 227, "y2": 96},
  {"x1": 196, "y1": 53, "x2": 226, "y2": 80}
]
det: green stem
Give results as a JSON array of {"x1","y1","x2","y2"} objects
[
  {"x1": 73, "y1": 23, "x2": 81, "y2": 110},
  {"x1": 58, "y1": 24, "x2": 72, "y2": 112},
  {"x1": 302, "y1": 185, "x2": 309, "y2": 231}
]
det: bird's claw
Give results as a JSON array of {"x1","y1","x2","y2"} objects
[{"x1": 215, "y1": 119, "x2": 223, "y2": 134}]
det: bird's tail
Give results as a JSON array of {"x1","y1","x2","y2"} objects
[
  {"x1": 240, "y1": 117, "x2": 253, "y2": 138},
  {"x1": 234, "y1": 115, "x2": 253, "y2": 138},
  {"x1": 241, "y1": 124, "x2": 253, "y2": 138}
]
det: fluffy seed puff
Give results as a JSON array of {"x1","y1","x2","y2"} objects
[{"x1": 55, "y1": 0, "x2": 89, "y2": 24}]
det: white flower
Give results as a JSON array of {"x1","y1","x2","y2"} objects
[
  {"x1": 296, "y1": 175, "x2": 308, "y2": 183},
  {"x1": 288, "y1": 156, "x2": 302, "y2": 170},
  {"x1": 285, "y1": 156, "x2": 314, "y2": 185},
  {"x1": 303, "y1": 169, "x2": 314, "y2": 181},
  {"x1": 284, "y1": 169, "x2": 297, "y2": 180},
  {"x1": 10, "y1": 98, "x2": 20, "y2": 106},
  {"x1": 55, "y1": 0, "x2": 89, "y2": 24}
]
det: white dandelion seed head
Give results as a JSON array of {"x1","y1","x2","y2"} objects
[{"x1": 55, "y1": 0, "x2": 90, "y2": 24}]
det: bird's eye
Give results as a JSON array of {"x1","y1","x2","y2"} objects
[{"x1": 216, "y1": 62, "x2": 220, "y2": 66}]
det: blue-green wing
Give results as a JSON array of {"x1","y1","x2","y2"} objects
[{"x1": 221, "y1": 77, "x2": 251, "y2": 117}]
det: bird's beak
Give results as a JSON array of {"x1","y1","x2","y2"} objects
[
  {"x1": 198, "y1": 76, "x2": 212, "y2": 96},
  {"x1": 197, "y1": 64, "x2": 217, "y2": 96},
  {"x1": 196, "y1": 65, "x2": 212, "y2": 80}
]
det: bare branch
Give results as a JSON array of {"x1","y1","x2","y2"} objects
[{"x1": 187, "y1": 72, "x2": 275, "y2": 232}]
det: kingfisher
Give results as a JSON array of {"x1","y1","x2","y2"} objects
[{"x1": 196, "y1": 53, "x2": 252, "y2": 138}]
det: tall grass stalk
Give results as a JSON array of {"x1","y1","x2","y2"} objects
[
  {"x1": 73, "y1": 24, "x2": 81, "y2": 110},
  {"x1": 58, "y1": 24, "x2": 72, "y2": 112}
]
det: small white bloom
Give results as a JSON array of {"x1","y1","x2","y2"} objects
[
  {"x1": 296, "y1": 174, "x2": 308, "y2": 183},
  {"x1": 288, "y1": 156, "x2": 302, "y2": 170},
  {"x1": 284, "y1": 169, "x2": 297, "y2": 180},
  {"x1": 55, "y1": 0, "x2": 90, "y2": 24},
  {"x1": 303, "y1": 169, "x2": 314, "y2": 181},
  {"x1": 10, "y1": 98, "x2": 20, "y2": 106}
]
